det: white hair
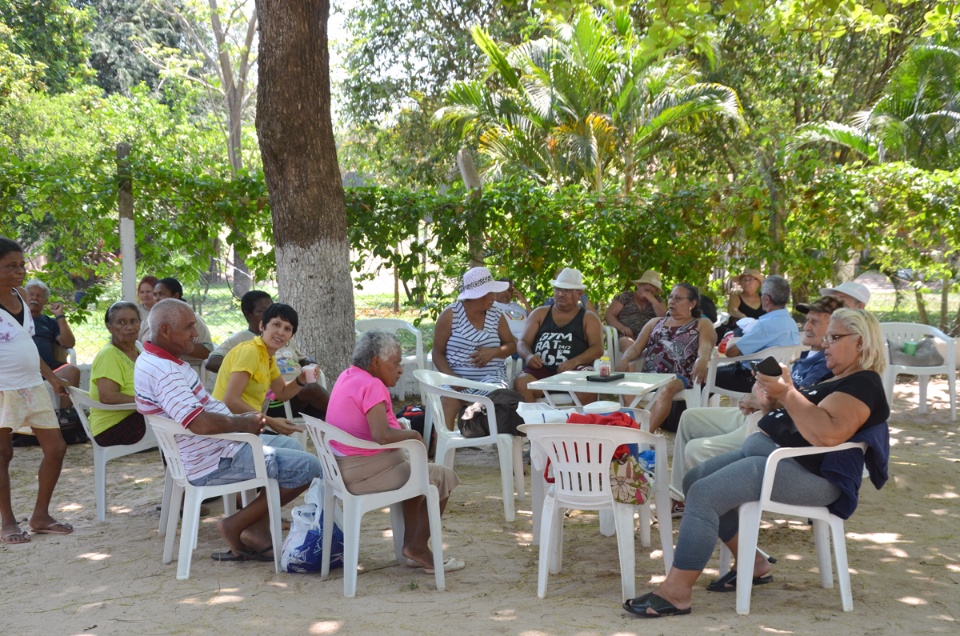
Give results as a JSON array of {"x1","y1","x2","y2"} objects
[
  {"x1": 149, "y1": 298, "x2": 192, "y2": 335},
  {"x1": 24, "y1": 278, "x2": 50, "y2": 300}
]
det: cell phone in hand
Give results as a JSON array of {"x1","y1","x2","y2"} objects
[{"x1": 755, "y1": 356, "x2": 783, "y2": 376}]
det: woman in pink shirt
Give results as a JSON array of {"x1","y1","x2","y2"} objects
[{"x1": 327, "y1": 330, "x2": 464, "y2": 573}]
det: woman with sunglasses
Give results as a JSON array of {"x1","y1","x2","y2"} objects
[{"x1": 624, "y1": 309, "x2": 890, "y2": 618}]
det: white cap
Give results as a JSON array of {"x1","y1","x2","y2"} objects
[{"x1": 819, "y1": 281, "x2": 870, "y2": 306}]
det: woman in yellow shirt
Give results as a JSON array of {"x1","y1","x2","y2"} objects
[{"x1": 213, "y1": 304, "x2": 311, "y2": 415}]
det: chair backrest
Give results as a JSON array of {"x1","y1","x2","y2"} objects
[
  {"x1": 602, "y1": 325, "x2": 620, "y2": 367},
  {"x1": 880, "y1": 322, "x2": 955, "y2": 370},
  {"x1": 66, "y1": 386, "x2": 134, "y2": 443},
  {"x1": 355, "y1": 318, "x2": 425, "y2": 368},
  {"x1": 301, "y1": 415, "x2": 349, "y2": 496},
  {"x1": 145, "y1": 415, "x2": 193, "y2": 482},
  {"x1": 414, "y1": 368, "x2": 502, "y2": 439},
  {"x1": 521, "y1": 423, "x2": 653, "y2": 509}
]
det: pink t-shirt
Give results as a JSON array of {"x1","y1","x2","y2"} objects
[{"x1": 327, "y1": 365, "x2": 401, "y2": 456}]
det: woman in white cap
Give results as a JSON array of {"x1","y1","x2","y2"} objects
[
  {"x1": 605, "y1": 269, "x2": 666, "y2": 352},
  {"x1": 433, "y1": 267, "x2": 517, "y2": 427}
]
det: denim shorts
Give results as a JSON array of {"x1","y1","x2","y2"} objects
[{"x1": 190, "y1": 433, "x2": 322, "y2": 489}]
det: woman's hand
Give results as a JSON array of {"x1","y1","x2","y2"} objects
[
  {"x1": 691, "y1": 356, "x2": 709, "y2": 385},
  {"x1": 469, "y1": 346, "x2": 501, "y2": 367},
  {"x1": 753, "y1": 363, "x2": 793, "y2": 403},
  {"x1": 264, "y1": 416, "x2": 305, "y2": 436}
]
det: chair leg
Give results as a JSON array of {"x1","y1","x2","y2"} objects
[
  {"x1": 829, "y1": 517, "x2": 854, "y2": 611},
  {"x1": 531, "y1": 467, "x2": 545, "y2": 546},
  {"x1": 918, "y1": 376, "x2": 929, "y2": 414},
  {"x1": 718, "y1": 543, "x2": 732, "y2": 577},
  {"x1": 94, "y1": 451, "x2": 108, "y2": 522},
  {"x1": 176, "y1": 489, "x2": 203, "y2": 580},
  {"x1": 426, "y1": 486, "x2": 445, "y2": 592},
  {"x1": 537, "y1": 495, "x2": 558, "y2": 598},
  {"x1": 512, "y1": 436, "x2": 525, "y2": 500},
  {"x1": 389, "y1": 503, "x2": 405, "y2": 564},
  {"x1": 265, "y1": 481, "x2": 283, "y2": 574},
  {"x1": 813, "y1": 519, "x2": 834, "y2": 588},
  {"x1": 341, "y1": 500, "x2": 363, "y2": 597},
  {"x1": 613, "y1": 503, "x2": 637, "y2": 602},
  {"x1": 948, "y1": 371, "x2": 957, "y2": 422},
  {"x1": 654, "y1": 495, "x2": 673, "y2": 576},
  {"x1": 320, "y1": 491, "x2": 336, "y2": 579},
  {"x1": 637, "y1": 504, "x2": 651, "y2": 547},
  {"x1": 158, "y1": 468, "x2": 173, "y2": 537},
  {"x1": 736, "y1": 502, "x2": 763, "y2": 615},
  {"x1": 162, "y1": 484, "x2": 183, "y2": 564},
  {"x1": 496, "y1": 435, "x2": 516, "y2": 522}
]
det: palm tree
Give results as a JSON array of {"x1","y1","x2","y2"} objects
[
  {"x1": 790, "y1": 44, "x2": 960, "y2": 170},
  {"x1": 435, "y1": 3, "x2": 745, "y2": 193}
]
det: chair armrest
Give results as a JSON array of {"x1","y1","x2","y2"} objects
[
  {"x1": 758, "y1": 442, "x2": 867, "y2": 503},
  {"x1": 319, "y1": 423, "x2": 430, "y2": 465}
]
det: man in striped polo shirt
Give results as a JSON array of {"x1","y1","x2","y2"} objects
[{"x1": 135, "y1": 298, "x2": 321, "y2": 562}]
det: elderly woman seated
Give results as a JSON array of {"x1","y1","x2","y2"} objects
[
  {"x1": 328, "y1": 330, "x2": 464, "y2": 573},
  {"x1": 605, "y1": 269, "x2": 666, "y2": 353},
  {"x1": 88, "y1": 302, "x2": 146, "y2": 446},
  {"x1": 623, "y1": 309, "x2": 889, "y2": 618},
  {"x1": 616, "y1": 283, "x2": 716, "y2": 433},
  {"x1": 432, "y1": 266, "x2": 516, "y2": 427}
]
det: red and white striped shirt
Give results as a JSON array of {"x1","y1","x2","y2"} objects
[{"x1": 134, "y1": 342, "x2": 240, "y2": 481}]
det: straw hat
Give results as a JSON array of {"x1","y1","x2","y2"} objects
[
  {"x1": 630, "y1": 270, "x2": 662, "y2": 291},
  {"x1": 457, "y1": 267, "x2": 508, "y2": 301},
  {"x1": 738, "y1": 269, "x2": 765, "y2": 284},
  {"x1": 550, "y1": 268, "x2": 586, "y2": 290}
]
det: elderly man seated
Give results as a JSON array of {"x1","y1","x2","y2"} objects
[
  {"x1": 712, "y1": 274, "x2": 801, "y2": 395},
  {"x1": 514, "y1": 267, "x2": 604, "y2": 403},
  {"x1": 24, "y1": 279, "x2": 82, "y2": 432},
  {"x1": 670, "y1": 295, "x2": 844, "y2": 514},
  {"x1": 205, "y1": 290, "x2": 329, "y2": 418},
  {"x1": 820, "y1": 281, "x2": 870, "y2": 309},
  {"x1": 135, "y1": 298, "x2": 321, "y2": 562}
]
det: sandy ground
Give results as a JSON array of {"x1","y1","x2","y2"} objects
[{"x1": 3, "y1": 379, "x2": 959, "y2": 636}]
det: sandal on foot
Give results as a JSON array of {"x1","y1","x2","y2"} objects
[
  {"x1": 706, "y1": 569, "x2": 773, "y2": 592},
  {"x1": 211, "y1": 547, "x2": 273, "y2": 562},
  {"x1": 423, "y1": 557, "x2": 465, "y2": 574},
  {"x1": 1, "y1": 530, "x2": 31, "y2": 544},
  {"x1": 623, "y1": 592, "x2": 692, "y2": 618},
  {"x1": 29, "y1": 521, "x2": 73, "y2": 535}
]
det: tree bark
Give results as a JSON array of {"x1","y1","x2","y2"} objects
[{"x1": 255, "y1": 0, "x2": 354, "y2": 381}]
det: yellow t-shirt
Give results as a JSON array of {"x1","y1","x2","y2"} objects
[{"x1": 212, "y1": 336, "x2": 281, "y2": 412}]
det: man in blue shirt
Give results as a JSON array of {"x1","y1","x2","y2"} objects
[{"x1": 713, "y1": 275, "x2": 800, "y2": 394}]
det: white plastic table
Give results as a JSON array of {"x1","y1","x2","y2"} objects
[{"x1": 528, "y1": 370, "x2": 675, "y2": 408}]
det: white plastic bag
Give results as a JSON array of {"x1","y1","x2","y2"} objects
[{"x1": 280, "y1": 478, "x2": 344, "y2": 573}]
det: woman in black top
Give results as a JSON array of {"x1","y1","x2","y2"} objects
[{"x1": 624, "y1": 309, "x2": 889, "y2": 618}]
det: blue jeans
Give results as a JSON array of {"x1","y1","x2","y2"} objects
[{"x1": 190, "y1": 433, "x2": 321, "y2": 490}]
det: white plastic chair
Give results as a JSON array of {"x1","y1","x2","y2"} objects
[
  {"x1": 602, "y1": 325, "x2": 621, "y2": 367},
  {"x1": 355, "y1": 318, "x2": 425, "y2": 400},
  {"x1": 145, "y1": 415, "x2": 283, "y2": 580},
  {"x1": 263, "y1": 368, "x2": 328, "y2": 449},
  {"x1": 702, "y1": 345, "x2": 803, "y2": 407},
  {"x1": 67, "y1": 387, "x2": 161, "y2": 522},
  {"x1": 518, "y1": 423, "x2": 673, "y2": 602},
  {"x1": 414, "y1": 369, "x2": 525, "y2": 522},
  {"x1": 302, "y1": 415, "x2": 446, "y2": 597},
  {"x1": 717, "y1": 442, "x2": 868, "y2": 614},
  {"x1": 880, "y1": 323, "x2": 956, "y2": 421}
]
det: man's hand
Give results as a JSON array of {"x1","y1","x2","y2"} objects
[
  {"x1": 48, "y1": 301, "x2": 64, "y2": 316},
  {"x1": 264, "y1": 416, "x2": 305, "y2": 436},
  {"x1": 525, "y1": 353, "x2": 544, "y2": 369},
  {"x1": 557, "y1": 359, "x2": 578, "y2": 373}
]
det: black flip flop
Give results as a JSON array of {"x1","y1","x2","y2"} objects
[
  {"x1": 706, "y1": 569, "x2": 773, "y2": 592},
  {"x1": 210, "y1": 548, "x2": 273, "y2": 562},
  {"x1": 623, "y1": 592, "x2": 692, "y2": 618}
]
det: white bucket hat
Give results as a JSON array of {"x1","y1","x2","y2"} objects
[
  {"x1": 819, "y1": 281, "x2": 870, "y2": 306},
  {"x1": 551, "y1": 268, "x2": 586, "y2": 290},
  {"x1": 457, "y1": 267, "x2": 508, "y2": 301}
]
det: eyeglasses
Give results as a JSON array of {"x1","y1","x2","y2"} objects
[{"x1": 822, "y1": 333, "x2": 856, "y2": 345}]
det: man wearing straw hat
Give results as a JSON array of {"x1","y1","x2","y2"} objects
[{"x1": 514, "y1": 267, "x2": 604, "y2": 403}]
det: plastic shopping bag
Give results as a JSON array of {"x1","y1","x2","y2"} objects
[{"x1": 280, "y1": 478, "x2": 345, "y2": 573}]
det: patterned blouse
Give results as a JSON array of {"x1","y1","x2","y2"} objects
[
  {"x1": 640, "y1": 317, "x2": 701, "y2": 381},
  {"x1": 613, "y1": 290, "x2": 658, "y2": 338}
]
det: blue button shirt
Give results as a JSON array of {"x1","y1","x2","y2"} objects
[{"x1": 736, "y1": 308, "x2": 800, "y2": 354}]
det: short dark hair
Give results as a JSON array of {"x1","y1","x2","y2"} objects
[
  {"x1": 241, "y1": 290, "x2": 273, "y2": 317},
  {"x1": 105, "y1": 301, "x2": 140, "y2": 325},
  {"x1": 261, "y1": 303, "x2": 298, "y2": 334},
  {"x1": 156, "y1": 277, "x2": 183, "y2": 298},
  {"x1": 675, "y1": 282, "x2": 702, "y2": 318},
  {"x1": 0, "y1": 237, "x2": 23, "y2": 259}
]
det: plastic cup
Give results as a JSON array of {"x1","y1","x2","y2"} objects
[
  {"x1": 302, "y1": 364, "x2": 319, "y2": 384},
  {"x1": 902, "y1": 341, "x2": 918, "y2": 356}
]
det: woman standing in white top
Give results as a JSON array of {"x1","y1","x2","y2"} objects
[{"x1": 0, "y1": 237, "x2": 73, "y2": 544}]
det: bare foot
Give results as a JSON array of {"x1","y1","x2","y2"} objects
[
  {"x1": 239, "y1": 518, "x2": 273, "y2": 554},
  {"x1": 401, "y1": 546, "x2": 433, "y2": 569}
]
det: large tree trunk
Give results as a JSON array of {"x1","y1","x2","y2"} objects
[{"x1": 255, "y1": 0, "x2": 354, "y2": 381}]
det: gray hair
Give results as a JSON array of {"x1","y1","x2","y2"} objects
[
  {"x1": 149, "y1": 298, "x2": 192, "y2": 335},
  {"x1": 352, "y1": 330, "x2": 401, "y2": 369},
  {"x1": 761, "y1": 275, "x2": 791, "y2": 307},
  {"x1": 24, "y1": 278, "x2": 50, "y2": 300}
]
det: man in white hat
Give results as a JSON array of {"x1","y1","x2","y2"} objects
[
  {"x1": 820, "y1": 281, "x2": 870, "y2": 309},
  {"x1": 514, "y1": 267, "x2": 604, "y2": 402}
]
